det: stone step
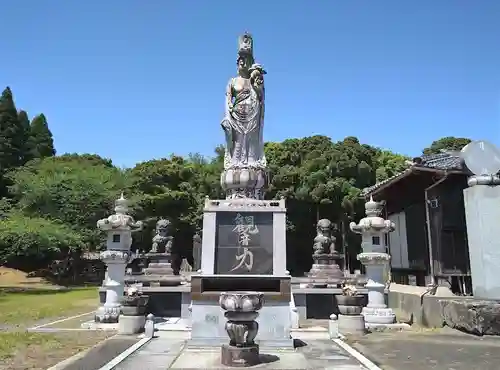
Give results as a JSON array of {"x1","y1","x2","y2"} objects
[
  {"x1": 144, "y1": 267, "x2": 174, "y2": 275},
  {"x1": 148, "y1": 262, "x2": 172, "y2": 268},
  {"x1": 125, "y1": 275, "x2": 183, "y2": 286}
]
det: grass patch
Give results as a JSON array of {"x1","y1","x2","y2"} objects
[
  {"x1": 0, "y1": 287, "x2": 98, "y2": 326},
  {"x1": 0, "y1": 332, "x2": 60, "y2": 360},
  {"x1": 0, "y1": 331, "x2": 113, "y2": 370}
]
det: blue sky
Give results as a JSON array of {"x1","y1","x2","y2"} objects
[{"x1": 1, "y1": 1, "x2": 499, "y2": 167}]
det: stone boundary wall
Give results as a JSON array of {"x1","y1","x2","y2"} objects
[{"x1": 388, "y1": 283, "x2": 464, "y2": 328}]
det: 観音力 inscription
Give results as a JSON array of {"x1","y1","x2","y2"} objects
[{"x1": 215, "y1": 211, "x2": 273, "y2": 275}]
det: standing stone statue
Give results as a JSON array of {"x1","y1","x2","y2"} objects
[
  {"x1": 192, "y1": 231, "x2": 202, "y2": 271},
  {"x1": 220, "y1": 33, "x2": 268, "y2": 199}
]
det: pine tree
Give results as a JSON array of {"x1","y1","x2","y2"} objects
[
  {"x1": 28, "y1": 113, "x2": 56, "y2": 159},
  {"x1": 17, "y1": 110, "x2": 32, "y2": 164},
  {"x1": 0, "y1": 87, "x2": 25, "y2": 170}
]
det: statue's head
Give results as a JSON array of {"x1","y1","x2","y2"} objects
[
  {"x1": 156, "y1": 218, "x2": 171, "y2": 233},
  {"x1": 236, "y1": 55, "x2": 253, "y2": 78},
  {"x1": 317, "y1": 219, "x2": 332, "y2": 236}
]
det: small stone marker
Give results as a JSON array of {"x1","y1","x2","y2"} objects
[
  {"x1": 329, "y1": 313, "x2": 339, "y2": 339},
  {"x1": 145, "y1": 314, "x2": 155, "y2": 338}
]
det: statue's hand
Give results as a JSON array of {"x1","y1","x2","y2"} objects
[{"x1": 228, "y1": 102, "x2": 233, "y2": 112}]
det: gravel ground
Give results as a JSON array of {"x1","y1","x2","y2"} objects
[{"x1": 350, "y1": 327, "x2": 500, "y2": 370}]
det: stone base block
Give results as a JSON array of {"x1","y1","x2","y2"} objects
[
  {"x1": 338, "y1": 314, "x2": 366, "y2": 336},
  {"x1": 95, "y1": 305, "x2": 120, "y2": 323},
  {"x1": 309, "y1": 264, "x2": 343, "y2": 278},
  {"x1": 362, "y1": 307, "x2": 396, "y2": 325},
  {"x1": 366, "y1": 322, "x2": 411, "y2": 332},
  {"x1": 118, "y1": 315, "x2": 146, "y2": 335},
  {"x1": 441, "y1": 299, "x2": 500, "y2": 335},
  {"x1": 221, "y1": 344, "x2": 259, "y2": 367}
]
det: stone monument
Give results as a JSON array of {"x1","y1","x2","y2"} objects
[
  {"x1": 350, "y1": 197, "x2": 396, "y2": 325},
  {"x1": 190, "y1": 33, "x2": 292, "y2": 349},
  {"x1": 95, "y1": 194, "x2": 143, "y2": 323},
  {"x1": 220, "y1": 292, "x2": 264, "y2": 367},
  {"x1": 461, "y1": 140, "x2": 500, "y2": 299},
  {"x1": 307, "y1": 219, "x2": 344, "y2": 286}
]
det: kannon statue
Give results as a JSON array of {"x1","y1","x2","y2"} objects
[
  {"x1": 220, "y1": 33, "x2": 268, "y2": 199},
  {"x1": 221, "y1": 33, "x2": 266, "y2": 170}
]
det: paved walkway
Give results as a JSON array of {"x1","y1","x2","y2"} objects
[
  {"x1": 350, "y1": 328, "x2": 500, "y2": 370},
  {"x1": 62, "y1": 336, "x2": 139, "y2": 370},
  {"x1": 114, "y1": 335, "x2": 368, "y2": 369}
]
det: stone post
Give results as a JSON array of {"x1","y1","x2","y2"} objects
[
  {"x1": 95, "y1": 194, "x2": 143, "y2": 323},
  {"x1": 461, "y1": 140, "x2": 500, "y2": 299},
  {"x1": 350, "y1": 196, "x2": 396, "y2": 325}
]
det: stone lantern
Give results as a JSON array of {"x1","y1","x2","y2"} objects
[
  {"x1": 350, "y1": 196, "x2": 396, "y2": 325},
  {"x1": 95, "y1": 194, "x2": 143, "y2": 323}
]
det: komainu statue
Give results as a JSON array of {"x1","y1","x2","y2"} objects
[{"x1": 151, "y1": 218, "x2": 173, "y2": 254}]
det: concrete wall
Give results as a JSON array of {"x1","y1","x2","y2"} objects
[{"x1": 387, "y1": 283, "x2": 471, "y2": 328}]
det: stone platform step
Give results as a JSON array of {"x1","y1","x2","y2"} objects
[
  {"x1": 124, "y1": 275, "x2": 183, "y2": 287},
  {"x1": 147, "y1": 262, "x2": 173, "y2": 268},
  {"x1": 144, "y1": 268, "x2": 175, "y2": 275}
]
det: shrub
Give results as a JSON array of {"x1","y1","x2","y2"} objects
[{"x1": 0, "y1": 212, "x2": 84, "y2": 270}]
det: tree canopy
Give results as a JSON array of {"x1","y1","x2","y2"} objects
[
  {"x1": 422, "y1": 136, "x2": 472, "y2": 155},
  {"x1": 0, "y1": 85, "x2": 470, "y2": 276}
]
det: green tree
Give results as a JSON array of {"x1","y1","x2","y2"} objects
[
  {"x1": 0, "y1": 211, "x2": 84, "y2": 270},
  {"x1": 374, "y1": 149, "x2": 409, "y2": 182},
  {"x1": 423, "y1": 136, "x2": 471, "y2": 155},
  {"x1": 7, "y1": 155, "x2": 128, "y2": 248},
  {"x1": 17, "y1": 110, "x2": 32, "y2": 163},
  {"x1": 28, "y1": 113, "x2": 56, "y2": 159},
  {"x1": 0, "y1": 87, "x2": 26, "y2": 171}
]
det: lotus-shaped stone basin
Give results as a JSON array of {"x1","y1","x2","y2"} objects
[
  {"x1": 219, "y1": 291, "x2": 264, "y2": 312},
  {"x1": 122, "y1": 295, "x2": 149, "y2": 307}
]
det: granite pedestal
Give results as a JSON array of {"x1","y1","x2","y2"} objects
[
  {"x1": 307, "y1": 253, "x2": 344, "y2": 288},
  {"x1": 140, "y1": 252, "x2": 183, "y2": 286}
]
